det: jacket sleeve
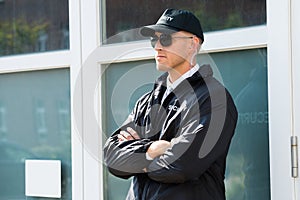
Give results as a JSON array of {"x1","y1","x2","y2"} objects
[
  {"x1": 103, "y1": 131, "x2": 153, "y2": 179},
  {"x1": 103, "y1": 95, "x2": 154, "y2": 179},
  {"x1": 146, "y1": 86, "x2": 238, "y2": 183}
]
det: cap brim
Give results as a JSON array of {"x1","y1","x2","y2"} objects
[{"x1": 140, "y1": 24, "x2": 179, "y2": 37}]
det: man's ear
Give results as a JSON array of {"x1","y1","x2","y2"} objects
[
  {"x1": 194, "y1": 36, "x2": 201, "y2": 44},
  {"x1": 189, "y1": 39, "x2": 197, "y2": 54},
  {"x1": 190, "y1": 36, "x2": 200, "y2": 50}
]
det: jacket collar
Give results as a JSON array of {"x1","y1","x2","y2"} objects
[{"x1": 156, "y1": 64, "x2": 213, "y2": 85}]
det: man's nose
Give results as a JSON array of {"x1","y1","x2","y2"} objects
[{"x1": 154, "y1": 40, "x2": 163, "y2": 50}]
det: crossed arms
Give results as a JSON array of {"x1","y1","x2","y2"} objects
[{"x1": 118, "y1": 127, "x2": 171, "y2": 160}]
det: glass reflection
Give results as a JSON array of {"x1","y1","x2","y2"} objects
[
  {"x1": 103, "y1": 0, "x2": 266, "y2": 44},
  {"x1": 0, "y1": 0, "x2": 69, "y2": 56},
  {"x1": 0, "y1": 68, "x2": 71, "y2": 199},
  {"x1": 207, "y1": 49, "x2": 270, "y2": 200}
]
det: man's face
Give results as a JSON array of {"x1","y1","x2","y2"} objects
[{"x1": 152, "y1": 31, "x2": 194, "y2": 73}]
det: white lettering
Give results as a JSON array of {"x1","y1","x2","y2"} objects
[
  {"x1": 168, "y1": 105, "x2": 178, "y2": 111},
  {"x1": 239, "y1": 112, "x2": 269, "y2": 124},
  {"x1": 166, "y1": 16, "x2": 173, "y2": 21}
]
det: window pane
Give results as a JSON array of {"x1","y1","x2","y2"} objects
[
  {"x1": 0, "y1": 68, "x2": 71, "y2": 199},
  {"x1": 102, "y1": 0, "x2": 266, "y2": 44},
  {"x1": 102, "y1": 48, "x2": 270, "y2": 199},
  {"x1": 0, "y1": 0, "x2": 69, "y2": 56}
]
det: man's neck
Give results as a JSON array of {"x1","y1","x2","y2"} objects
[{"x1": 168, "y1": 63, "x2": 195, "y2": 83}]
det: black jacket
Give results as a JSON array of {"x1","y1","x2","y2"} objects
[{"x1": 103, "y1": 65, "x2": 238, "y2": 200}]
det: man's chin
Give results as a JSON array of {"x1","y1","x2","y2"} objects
[{"x1": 156, "y1": 63, "x2": 171, "y2": 72}]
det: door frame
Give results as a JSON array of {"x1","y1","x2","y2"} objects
[{"x1": 267, "y1": 0, "x2": 299, "y2": 199}]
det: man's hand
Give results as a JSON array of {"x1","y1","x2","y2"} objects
[
  {"x1": 118, "y1": 127, "x2": 140, "y2": 141},
  {"x1": 147, "y1": 140, "x2": 171, "y2": 159}
]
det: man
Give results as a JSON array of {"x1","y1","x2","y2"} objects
[{"x1": 104, "y1": 8, "x2": 237, "y2": 200}]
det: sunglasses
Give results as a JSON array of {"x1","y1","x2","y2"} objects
[{"x1": 150, "y1": 34, "x2": 193, "y2": 48}]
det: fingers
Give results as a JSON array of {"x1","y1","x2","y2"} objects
[
  {"x1": 118, "y1": 127, "x2": 140, "y2": 141},
  {"x1": 126, "y1": 127, "x2": 140, "y2": 139},
  {"x1": 117, "y1": 131, "x2": 127, "y2": 141},
  {"x1": 118, "y1": 130, "x2": 133, "y2": 141}
]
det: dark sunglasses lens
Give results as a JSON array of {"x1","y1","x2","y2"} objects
[
  {"x1": 150, "y1": 34, "x2": 172, "y2": 48},
  {"x1": 150, "y1": 36, "x2": 158, "y2": 48},
  {"x1": 160, "y1": 34, "x2": 172, "y2": 47}
]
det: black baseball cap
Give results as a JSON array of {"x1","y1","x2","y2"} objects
[{"x1": 140, "y1": 8, "x2": 204, "y2": 43}]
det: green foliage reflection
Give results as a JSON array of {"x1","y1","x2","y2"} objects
[{"x1": 0, "y1": 18, "x2": 48, "y2": 56}]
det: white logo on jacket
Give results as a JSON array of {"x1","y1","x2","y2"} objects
[
  {"x1": 161, "y1": 100, "x2": 188, "y2": 138},
  {"x1": 168, "y1": 105, "x2": 178, "y2": 111}
]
